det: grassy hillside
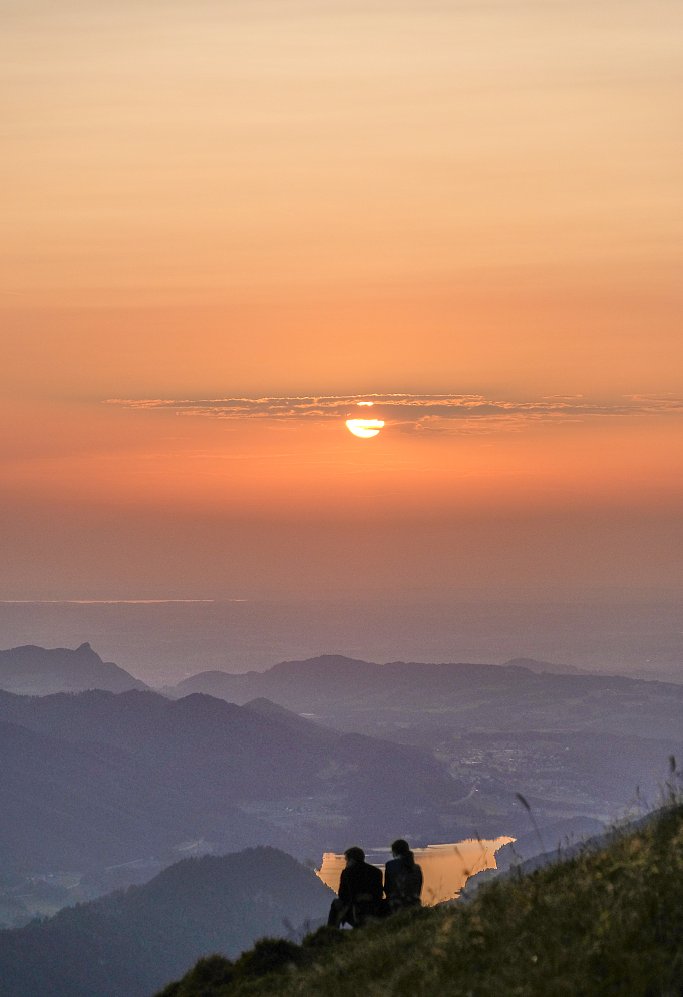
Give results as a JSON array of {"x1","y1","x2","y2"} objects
[{"x1": 158, "y1": 802, "x2": 683, "y2": 996}]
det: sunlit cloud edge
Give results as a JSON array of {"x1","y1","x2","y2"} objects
[{"x1": 106, "y1": 393, "x2": 683, "y2": 434}]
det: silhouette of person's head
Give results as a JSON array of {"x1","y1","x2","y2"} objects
[
  {"x1": 391, "y1": 839, "x2": 411, "y2": 858},
  {"x1": 344, "y1": 846, "x2": 365, "y2": 866}
]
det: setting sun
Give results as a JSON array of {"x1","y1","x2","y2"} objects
[{"x1": 345, "y1": 418, "x2": 385, "y2": 439}]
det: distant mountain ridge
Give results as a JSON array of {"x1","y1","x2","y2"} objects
[
  {"x1": 170, "y1": 653, "x2": 683, "y2": 740},
  {"x1": 170, "y1": 654, "x2": 606, "y2": 707},
  {"x1": 0, "y1": 847, "x2": 333, "y2": 997},
  {"x1": 0, "y1": 642, "x2": 147, "y2": 695},
  {"x1": 502, "y1": 656, "x2": 588, "y2": 675}
]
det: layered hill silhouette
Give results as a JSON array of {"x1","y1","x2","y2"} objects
[
  {"x1": 0, "y1": 642, "x2": 146, "y2": 695},
  {"x1": 0, "y1": 716, "x2": 283, "y2": 876},
  {"x1": 0, "y1": 686, "x2": 463, "y2": 879},
  {"x1": 0, "y1": 847, "x2": 333, "y2": 997},
  {"x1": 171, "y1": 653, "x2": 683, "y2": 739},
  {"x1": 169, "y1": 655, "x2": 683, "y2": 839}
]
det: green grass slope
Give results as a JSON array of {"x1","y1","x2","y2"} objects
[{"x1": 158, "y1": 803, "x2": 683, "y2": 997}]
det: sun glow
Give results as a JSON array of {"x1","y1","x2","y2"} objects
[{"x1": 345, "y1": 418, "x2": 385, "y2": 439}]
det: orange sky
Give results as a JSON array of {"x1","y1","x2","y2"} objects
[{"x1": 1, "y1": 1, "x2": 682, "y2": 600}]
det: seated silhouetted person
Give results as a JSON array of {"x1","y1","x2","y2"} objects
[
  {"x1": 384, "y1": 839, "x2": 423, "y2": 912},
  {"x1": 327, "y1": 846, "x2": 383, "y2": 928}
]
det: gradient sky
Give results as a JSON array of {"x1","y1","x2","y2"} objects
[{"x1": 2, "y1": 0, "x2": 682, "y2": 601}]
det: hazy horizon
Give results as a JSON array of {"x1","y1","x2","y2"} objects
[{"x1": 1, "y1": 596, "x2": 681, "y2": 685}]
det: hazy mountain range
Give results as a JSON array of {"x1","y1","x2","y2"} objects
[
  {"x1": 0, "y1": 647, "x2": 674, "y2": 977},
  {"x1": 2, "y1": 643, "x2": 680, "y2": 941},
  {"x1": 170, "y1": 653, "x2": 683, "y2": 741},
  {"x1": 0, "y1": 643, "x2": 146, "y2": 696},
  {"x1": 0, "y1": 683, "x2": 462, "y2": 883},
  {"x1": 169, "y1": 653, "x2": 683, "y2": 841},
  {"x1": 0, "y1": 848, "x2": 332, "y2": 997}
]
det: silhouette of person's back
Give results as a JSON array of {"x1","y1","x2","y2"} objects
[
  {"x1": 327, "y1": 846, "x2": 383, "y2": 928},
  {"x1": 384, "y1": 839, "x2": 423, "y2": 911}
]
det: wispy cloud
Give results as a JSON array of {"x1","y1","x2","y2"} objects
[{"x1": 106, "y1": 393, "x2": 683, "y2": 434}]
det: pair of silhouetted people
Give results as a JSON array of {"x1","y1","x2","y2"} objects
[{"x1": 327, "y1": 839, "x2": 423, "y2": 928}]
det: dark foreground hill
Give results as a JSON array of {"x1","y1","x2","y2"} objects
[
  {"x1": 0, "y1": 642, "x2": 146, "y2": 695},
  {"x1": 158, "y1": 803, "x2": 683, "y2": 997},
  {"x1": 0, "y1": 848, "x2": 333, "y2": 997}
]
